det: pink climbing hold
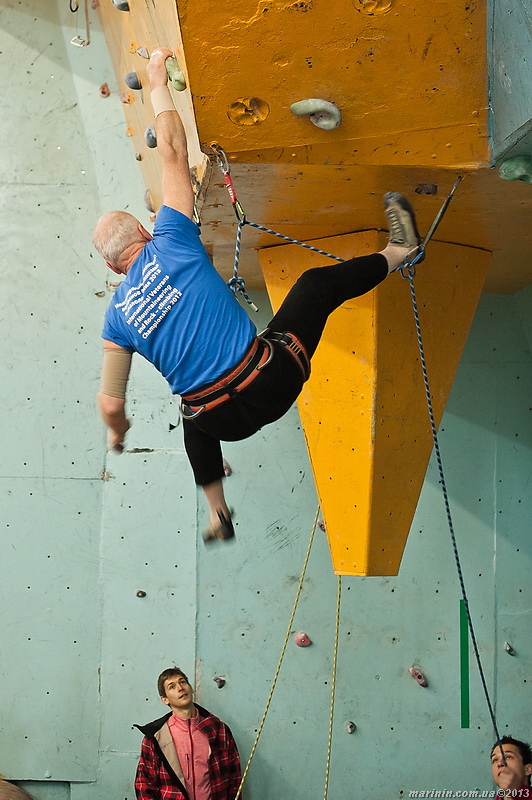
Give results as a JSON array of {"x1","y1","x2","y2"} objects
[
  {"x1": 294, "y1": 632, "x2": 312, "y2": 647},
  {"x1": 409, "y1": 667, "x2": 428, "y2": 687}
]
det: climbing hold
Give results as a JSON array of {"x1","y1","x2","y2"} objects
[
  {"x1": 165, "y1": 56, "x2": 187, "y2": 91},
  {"x1": 144, "y1": 189, "x2": 155, "y2": 213},
  {"x1": 294, "y1": 632, "x2": 312, "y2": 647},
  {"x1": 498, "y1": 154, "x2": 532, "y2": 184},
  {"x1": 409, "y1": 667, "x2": 428, "y2": 687},
  {"x1": 345, "y1": 721, "x2": 356, "y2": 734},
  {"x1": 415, "y1": 183, "x2": 438, "y2": 195},
  {"x1": 145, "y1": 125, "x2": 157, "y2": 148},
  {"x1": 136, "y1": 46, "x2": 149, "y2": 60},
  {"x1": 318, "y1": 519, "x2": 326, "y2": 532},
  {"x1": 503, "y1": 641, "x2": 515, "y2": 656},
  {"x1": 99, "y1": 83, "x2": 110, "y2": 97},
  {"x1": 227, "y1": 97, "x2": 270, "y2": 126},
  {"x1": 125, "y1": 71, "x2": 142, "y2": 90},
  {"x1": 290, "y1": 98, "x2": 342, "y2": 130},
  {"x1": 120, "y1": 92, "x2": 134, "y2": 105},
  {"x1": 112, "y1": 0, "x2": 129, "y2": 9},
  {"x1": 353, "y1": 0, "x2": 393, "y2": 15},
  {"x1": 223, "y1": 459, "x2": 232, "y2": 477},
  {"x1": 213, "y1": 676, "x2": 226, "y2": 688},
  {"x1": 71, "y1": 35, "x2": 89, "y2": 47},
  {"x1": 136, "y1": 590, "x2": 146, "y2": 598},
  {"x1": 135, "y1": 153, "x2": 143, "y2": 161}
]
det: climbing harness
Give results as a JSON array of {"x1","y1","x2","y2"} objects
[
  {"x1": 261, "y1": 329, "x2": 311, "y2": 381},
  {"x1": 180, "y1": 336, "x2": 274, "y2": 419},
  {"x1": 180, "y1": 329, "x2": 310, "y2": 420}
]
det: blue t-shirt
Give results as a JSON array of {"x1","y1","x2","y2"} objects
[{"x1": 102, "y1": 206, "x2": 256, "y2": 395}]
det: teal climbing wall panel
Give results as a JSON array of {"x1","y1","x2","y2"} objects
[
  {"x1": 489, "y1": 0, "x2": 532, "y2": 160},
  {"x1": 0, "y1": 0, "x2": 104, "y2": 782},
  {"x1": 1, "y1": 478, "x2": 101, "y2": 781}
]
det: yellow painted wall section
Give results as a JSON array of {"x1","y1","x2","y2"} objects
[
  {"x1": 177, "y1": 0, "x2": 489, "y2": 168},
  {"x1": 259, "y1": 233, "x2": 490, "y2": 575}
]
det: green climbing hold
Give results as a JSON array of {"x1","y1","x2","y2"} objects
[
  {"x1": 290, "y1": 98, "x2": 342, "y2": 130},
  {"x1": 165, "y1": 57, "x2": 186, "y2": 92},
  {"x1": 498, "y1": 155, "x2": 532, "y2": 184}
]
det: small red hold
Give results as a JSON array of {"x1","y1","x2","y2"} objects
[
  {"x1": 409, "y1": 667, "x2": 428, "y2": 687},
  {"x1": 223, "y1": 459, "x2": 232, "y2": 477},
  {"x1": 99, "y1": 83, "x2": 110, "y2": 98},
  {"x1": 294, "y1": 632, "x2": 312, "y2": 647}
]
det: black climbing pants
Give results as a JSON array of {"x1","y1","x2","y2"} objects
[{"x1": 183, "y1": 252, "x2": 388, "y2": 486}]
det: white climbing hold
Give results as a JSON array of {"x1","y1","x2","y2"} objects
[{"x1": 290, "y1": 98, "x2": 342, "y2": 130}]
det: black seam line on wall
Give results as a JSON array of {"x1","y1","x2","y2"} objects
[{"x1": 1, "y1": 475, "x2": 110, "y2": 481}]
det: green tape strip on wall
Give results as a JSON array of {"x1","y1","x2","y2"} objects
[{"x1": 460, "y1": 599, "x2": 470, "y2": 728}]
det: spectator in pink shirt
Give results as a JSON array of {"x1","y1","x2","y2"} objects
[{"x1": 135, "y1": 667, "x2": 241, "y2": 800}]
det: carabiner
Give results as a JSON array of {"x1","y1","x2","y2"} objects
[{"x1": 208, "y1": 142, "x2": 230, "y2": 175}]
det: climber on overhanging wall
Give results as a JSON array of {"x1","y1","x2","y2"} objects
[{"x1": 93, "y1": 47, "x2": 423, "y2": 544}]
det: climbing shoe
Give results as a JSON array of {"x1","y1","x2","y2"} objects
[
  {"x1": 203, "y1": 509, "x2": 235, "y2": 544},
  {"x1": 383, "y1": 192, "x2": 422, "y2": 251}
]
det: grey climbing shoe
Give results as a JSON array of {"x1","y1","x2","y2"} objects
[
  {"x1": 203, "y1": 509, "x2": 235, "y2": 544},
  {"x1": 383, "y1": 192, "x2": 422, "y2": 250}
]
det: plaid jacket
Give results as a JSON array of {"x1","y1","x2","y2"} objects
[{"x1": 134, "y1": 705, "x2": 242, "y2": 800}]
